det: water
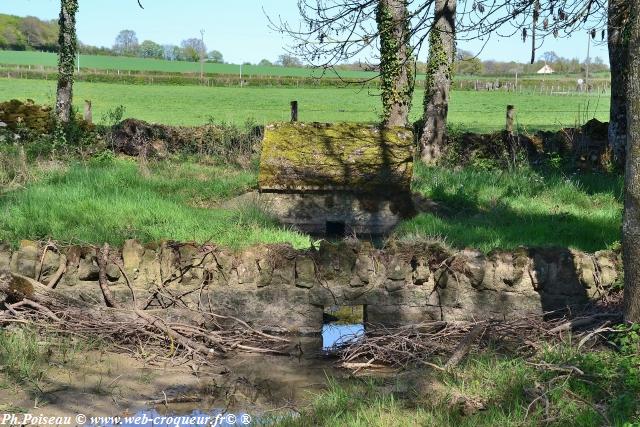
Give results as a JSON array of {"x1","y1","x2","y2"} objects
[
  {"x1": 82, "y1": 326, "x2": 364, "y2": 426},
  {"x1": 321, "y1": 323, "x2": 365, "y2": 351}
]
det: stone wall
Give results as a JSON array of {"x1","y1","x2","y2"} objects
[{"x1": 1, "y1": 239, "x2": 619, "y2": 334}]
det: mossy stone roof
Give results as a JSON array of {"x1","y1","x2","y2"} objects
[{"x1": 259, "y1": 122, "x2": 414, "y2": 193}]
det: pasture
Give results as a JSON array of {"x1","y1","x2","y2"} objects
[
  {"x1": 0, "y1": 78, "x2": 610, "y2": 132},
  {"x1": 0, "y1": 50, "x2": 377, "y2": 79},
  {"x1": 0, "y1": 51, "x2": 611, "y2": 86}
]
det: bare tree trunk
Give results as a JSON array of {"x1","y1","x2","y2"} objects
[
  {"x1": 55, "y1": 0, "x2": 79, "y2": 124},
  {"x1": 419, "y1": 0, "x2": 456, "y2": 164},
  {"x1": 377, "y1": 0, "x2": 415, "y2": 127},
  {"x1": 609, "y1": 0, "x2": 630, "y2": 168},
  {"x1": 624, "y1": 0, "x2": 640, "y2": 322}
]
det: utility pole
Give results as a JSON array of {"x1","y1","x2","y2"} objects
[
  {"x1": 585, "y1": 31, "x2": 591, "y2": 91},
  {"x1": 77, "y1": 52, "x2": 80, "y2": 73},
  {"x1": 240, "y1": 63, "x2": 243, "y2": 87},
  {"x1": 200, "y1": 29, "x2": 205, "y2": 81}
]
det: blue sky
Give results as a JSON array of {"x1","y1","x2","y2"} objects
[{"x1": 2, "y1": 0, "x2": 609, "y2": 65}]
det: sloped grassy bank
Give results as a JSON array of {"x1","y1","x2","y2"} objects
[{"x1": 0, "y1": 158, "x2": 621, "y2": 253}]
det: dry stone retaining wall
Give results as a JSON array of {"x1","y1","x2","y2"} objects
[{"x1": 0, "y1": 239, "x2": 619, "y2": 334}]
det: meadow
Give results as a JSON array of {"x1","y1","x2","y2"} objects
[
  {"x1": 0, "y1": 51, "x2": 611, "y2": 85},
  {"x1": 0, "y1": 50, "x2": 377, "y2": 79},
  {"x1": 0, "y1": 78, "x2": 610, "y2": 132}
]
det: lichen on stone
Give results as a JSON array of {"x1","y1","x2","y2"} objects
[
  {"x1": 258, "y1": 122, "x2": 414, "y2": 193},
  {"x1": 0, "y1": 99, "x2": 55, "y2": 133}
]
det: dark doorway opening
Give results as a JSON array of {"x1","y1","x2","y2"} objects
[{"x1": 325, "y1": 221, "x2": 346, "y2": 237}]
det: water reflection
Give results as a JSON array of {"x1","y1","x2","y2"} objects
[{"x1": 322, "y1": 323, "x2": 364, "y2": 351}]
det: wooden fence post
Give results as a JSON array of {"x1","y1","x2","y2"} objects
[
  {"x1": 506, "y1": 105, "x2": 516, "y2": 135},
  {"x1": 291, "y1": 101, "x2": 298, "y2": 122},
  {"x1": 84, "y1": 100, "x2": 92, "y2": 124}
]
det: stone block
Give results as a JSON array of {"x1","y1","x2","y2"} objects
[
  {"x1": 10, "y1": 240, "x2": 38, "y2": 278},
  {"x1": 295, "y1": 257, "x2": 317, "y2": 289},
  {"x1": 78, "y1": 256, "x2": 100, "y2": 281},
  {"x1": 122, "y1": 239, "x2": 144, "y2": 272}
]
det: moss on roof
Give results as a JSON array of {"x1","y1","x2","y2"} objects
[{"x1": 258, "y1": 122, "x2": 414, "y2": 193}]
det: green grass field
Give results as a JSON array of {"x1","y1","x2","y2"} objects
[
  {"x1": 0, "y1": 78, "x2": 610, "y2": 132},
  {"x1": 0, "y1": 50, "x2": 378, "y2": 79},
  {"x1": 0, "y1": 158, "x2": 309, "y2": 249},
  {"x1": 0, "y1": 51, "x2": 611, "y2": 85},
  {"x1": 402, "y1": 164, "x2": 622, "y2": 252}
]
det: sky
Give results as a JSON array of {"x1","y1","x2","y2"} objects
[{"x1": 1, "y1": 0, "x2": 609, "y2": 65}]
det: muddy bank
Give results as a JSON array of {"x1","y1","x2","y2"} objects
[{"x1": 0, "y1": 343, "x2": 349, "y2": 419}]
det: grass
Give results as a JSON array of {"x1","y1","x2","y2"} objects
[
  {"x1": 0, "y1": 328, "x2": 50, "y2": 387},
  {"x1": 0, "y1": 157, "x2": 310, "y2": 249},
  {"x1": 0, "y1": 153, "x2": 622, "y2": 251},
  {"x1": 0, "y1": 327, "x2": 93, "y2": 391},
  {"x1": 0, "y1": 50, "x2": 378, "y2": 79},
  {"x1": 0, "y1": 51, "x2": 612, "y2": 84},
  {"x1": 396, "y1": 163, "x2": 623, "y2": 252},
  {"x1": 0, "y1": 78, "x2": 610, "y2": 132},
  {"x1": 274, "y1": 343, "x2": 640, "y2": 426}
]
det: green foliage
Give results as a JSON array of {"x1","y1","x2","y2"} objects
[
  {"x1": 0, "y1": 14, "x2": 58, "y2": 51},
  {"x1": 201, "y1": 117, "x2": 261, "y2": 165},
  {"x1": 139, "y1": 40, "x2": 164, "y2": 59},
  {"x1": 610, "y1": 323, "x2": 640, "y2": 355},
  {"x1": 100, "y1": 104, "x2": 126, "y2": 127}
]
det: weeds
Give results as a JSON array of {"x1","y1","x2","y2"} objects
[
  {"x1": 0, "y1": 327, "x2": 49, "y2": 387},
  {"x1": 273, "y1": 343, "x2": 640, "y2": 427}
]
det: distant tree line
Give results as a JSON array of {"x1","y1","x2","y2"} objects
[
  {"x1": 0, "y1": 14, "x2": 58, "y2": 52},
  {"x1": 452, "y1": 49, "x2": 609, "y2": 76},
  {"x1": 332, "y1": 49, "x2": 609, "y2": 77},
  {"x1": 0, "y1": 14, "x2": 306, "y2": 68}
]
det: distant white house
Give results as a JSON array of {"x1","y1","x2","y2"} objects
[{"x1": 537, "y1": 64, "x2": 555, "y2": 74}]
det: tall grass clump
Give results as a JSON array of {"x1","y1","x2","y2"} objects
[
  {"x1": 0, "y1": 158, "x2": 309, "y2": 249},
  {"x1": 399, "y1": 163, "x2": 623, "y2": 252},
  {"x1": 0, "y1": 328, "x2": 49, "y2": 386}
]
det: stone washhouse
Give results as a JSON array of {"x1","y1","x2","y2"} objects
[{"x1": 257, "y1": 122, "x2": 415, "y2": 236}]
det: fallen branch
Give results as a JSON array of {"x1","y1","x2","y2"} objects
[
  {"x1": 548, "y1": 313, "x2": 621, "y2": 334},
  {"x1": 445, "y1": 324, "x2": 486, "y2": 369},
  {"x1": 46, "y1": 254, "x2": 67, "y2": 289},
  {"x1": 0, "y1": 270, "x2": 290, "y2": 365},
  {"x1": 96, "y1": 243, "x2": 119, "y2": 308}
]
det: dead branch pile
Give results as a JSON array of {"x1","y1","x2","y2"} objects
[
  {"x1": 0, "y1": 259, "x2": 290, "y2": 366},
  {"x1": 337, "y1": 308, "x2": 624, "y2": 372}
]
